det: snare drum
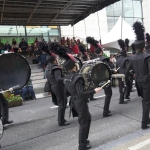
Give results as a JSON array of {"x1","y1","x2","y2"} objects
[
  {"x1": 79, "y1": 61, "x2": 111, "y2": 89},
  {"x1": 111, "y1": 74, "x2": 125, "y2": 86}
]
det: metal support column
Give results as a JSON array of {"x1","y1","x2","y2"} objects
[
  {"x1": 24, "y1": 26, "x2": 28, "y2": 42},
  {"x1": 16, "y1": 25, "x2": 19, "y2": 43},
  {"x1": 97, "y1": 12, "x2": 101, "y2": 41},
  {"x1": 84, "y1": 19, "x2": 87, "y2": 40},
  {"x1": 58, "y1": 26, "x2": 61, "y2": 42},
  {"x1": 48, "y1": 30, "x2": 50, "y2": 42},
  {"x1": 121, "y1": 0, "x2": 124, "y2": 39},
  {"x1": 73, "y1": 25, "x2": 75, "y2": 37}
]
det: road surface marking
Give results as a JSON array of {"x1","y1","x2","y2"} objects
[
  {"x1": 95, "y1": 95, "x2": 105, "y2": 99},
  {"x1": 128, "y1": 138, "x2": 150, "y2": 150}
]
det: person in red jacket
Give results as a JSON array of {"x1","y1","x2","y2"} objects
[{"x1": 71, "y1": 42, "x2": 80, "y2": 55}]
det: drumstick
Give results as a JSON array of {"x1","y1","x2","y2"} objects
[
  {"x1": 100, "y1": 80, "x2": 111, "y2": 89},
  {"x1": 0, "y1": 85, "x2": 20, "y2": 94},
  {"x1": 0, "y1": 88, "x2": 13, "y2": 94},
  {"x1": 116, "y1": 67, "x2": 120, "y2": 71}
]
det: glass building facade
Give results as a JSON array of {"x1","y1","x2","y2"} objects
[{"x1": 106, "y1": 0, "x2": 143, "y2": 31}]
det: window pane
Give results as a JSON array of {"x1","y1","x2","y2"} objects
[
  {"x1": 125, "y1": 18, "x2": 134, "y2": 26},
  {"x1": 133, "y1": 1, "x2": 142, "y2": 18},
  {"x1": 107, "y1": 17, "x2": 115, "y2": 31},
  {"x1": 123, "y1": 0, "x2": 133, "y2": 17},
  {"x1": 115, "y1": 17, "x2": 119, "y2": 24},
  {"x1": 113, "y1": 1, "x2": 122, "y2": 16},
  {"x1": 106, "y1": 4, "x2": 114, "y2": 16},
  {"x1": 134, "y1": 18, "x2": 142, "y2": 23}
]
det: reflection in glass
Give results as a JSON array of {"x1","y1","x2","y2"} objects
[
  {"x1": 106, "y1": 5, "x2": 114, "y2": 16},
  {"x1": 123, "y1": 0, "x2": 133, "y2": 17},
  {"x1": 133, "y1": 1, "x2": 142, "y2": 18},
  {"x1": 125, "y1": 18, "x2": 134, "y2": 26},
  {"x1": 107, "y1": 17, "x2": 115, "y2": 32},
  {"x1": 106, "y1": 0, "x2": 143, "y2": 31}
]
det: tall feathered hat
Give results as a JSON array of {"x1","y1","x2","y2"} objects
[
  {"x1": 38, "y1": 41, "x2": 56, "y2": 63},
  {"x1": 51, "y1": 42, "x2": 77, "y2": 70},
  {"x1": 118, "y1": 39, "x2": 127, "y2": 56},
  {"x1": 78, "y1": 44, "x2": 88, "y2": 61},
  {"x1": 125, "y1": 38, "x2": 130, "y2": 51},
  {"x1": 145, "y1": 33, "x2": 150, "y2": 49},
  {"x1": 133, "y1": 21, "x2": 145, "y2": 51},
  {"x1": 86, "y1": 37, "x2": 103, "y2": 54}
]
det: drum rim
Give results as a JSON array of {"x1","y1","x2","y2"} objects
[
  {"x1": 74, "y1": 57, "x2": 82, "y2": 68},
  {"x1": 0, "y1": 53, "x2": 31, "y2": 90}
]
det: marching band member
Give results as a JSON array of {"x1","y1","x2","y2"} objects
[
  {"x1": 116, "y1": 39, "x2": 130, "y2": 104},
  {"x1": 126, "y1": 21, "x2": 150, "y2": 129},
  {"x1": 86, "y1": 37, "x2": 115, "y2": 117},
  {"x1": 39, "y1": 42, "x2": 69, "y2": 126},
  {"x1": 0, "y1": 93, "x2": 13, "y2": 128},
  {"x1": 50, "y1": 42, "x2": 102, "y2": 150}
]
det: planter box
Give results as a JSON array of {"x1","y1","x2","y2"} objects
[{"x1": 8, "y1": 99, "x2": 23, "y2": 108}]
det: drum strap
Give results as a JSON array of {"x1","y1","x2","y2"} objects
[{"x1": 64, "y1": 74, "x2": 76, "y2": 83}]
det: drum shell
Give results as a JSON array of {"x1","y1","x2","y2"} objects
[{"x1": 111, "y1": 74, "x2": 125, "y2": 86}]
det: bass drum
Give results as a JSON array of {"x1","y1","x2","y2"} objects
[
  {"x1": 74, "y1": 57, "x2": 82, "y2": 70},
  {"x1": 79, "y1": 61, "x2": 111, "y2": 89},
  {"x1": 0, "y1": 119, "x2": 3, "y2": 139},
  {"x1": 0, "y1": 53, "x2": 31, "y2": 90}
]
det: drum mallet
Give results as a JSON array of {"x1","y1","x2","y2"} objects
[
  {"x1": 0, "y1": 85, "x2": 20, "y2": 94},
  {"x1": 100, "y1": 80, "x2": 111, "y2": 89},
  {"x1": 116, "y1": 67, "x2": 120, "y2": 72}
]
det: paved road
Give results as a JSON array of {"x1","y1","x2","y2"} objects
[{"x1": 1, "y1": 87, "x2": 150, "y2": 150}]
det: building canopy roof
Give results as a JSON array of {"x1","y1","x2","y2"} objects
[{"x1": 0, "y1": 0, "x2": 120, "y2": 26}]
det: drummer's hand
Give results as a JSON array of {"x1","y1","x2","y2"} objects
[
  {"x1": 114, "y1": 70, "x2": 117, "y2": 73},
  {"x1": 94, "y1": 88, "x2": 102, "y2": 93}
]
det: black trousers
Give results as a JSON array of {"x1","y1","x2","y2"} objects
[
  {"x1": 124, "y1": 76, "x2": 131, "y2": 97},
  {"x1": 136, "y1": 82, "x2": 150, "y2": 125},
  {"x1": 118, "y1": 76, "x2": 130, "y2": 102},
  {"x1": 129, "y1": 76, "x2": 134, "y2": 91},
  {"x1": 118, "y1": 78, "x2": 125, "y2": 102},
  {"x1": 73, "y1": 100, "x2": 91, "y2": 150},
  {"x1": 103, "y1": 84, "x2": 112, "y2": 113},
  {"x1": 0, "y1": 94, "x2": 9, "y2": 123},
  {"x1": 51, "y1": 84, "x2": 67, "y2": 125}
]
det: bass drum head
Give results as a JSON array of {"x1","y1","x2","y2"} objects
[
  {"x1": 0, "y1": 119, "x2": 3, "y2": 139},
  {"x1": 74, "y1": 57, "x2": 82, "y2": 69},
  {"x1": 79, "y1": 64, "x2": 95, "y2": 90},
  {"x1": 91, "y1": 62, "x2": 111, "y2": 87},
  {"x1": 0, "y1": 53, "x2": 31, "y2": 90}
]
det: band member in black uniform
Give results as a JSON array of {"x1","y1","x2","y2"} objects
[
  {"x1": 51, "y1": 42, "x2": 102, "y2": 150},
  {"x1": 86, "y1": 37, "x2": 115, "y2": 117},
  {"x1": 128, "y1": 44, "x2": 136, "y2": 92},
  {"x1": 124, "y1": 39, "x2": 133, "y2": 94},
  {"x1": 145, "y1": 33, "x2": 150, "y2": 54},
  {"x1": 126, "y1": 21, "x2": 150, "y2": 129},
  {"x1": 40, "y1": 42, "x2": 69, "y2": 126},
  {"x1": 78, "y1": 44, "x2": 90, "y2": 62},
  {"x1": 0, "y1": 93, "x2": 13, "y2": 127},
  {"x1": 116, "y1": 39, "x2": 130, "y2": 104},
  {"x1": 64, "y1": 65, "x2": 101, "y2": 150}
]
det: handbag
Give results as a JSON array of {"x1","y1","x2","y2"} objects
[{"x1": 44, "y1": 80, "x2": 51, "y2": 92}]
